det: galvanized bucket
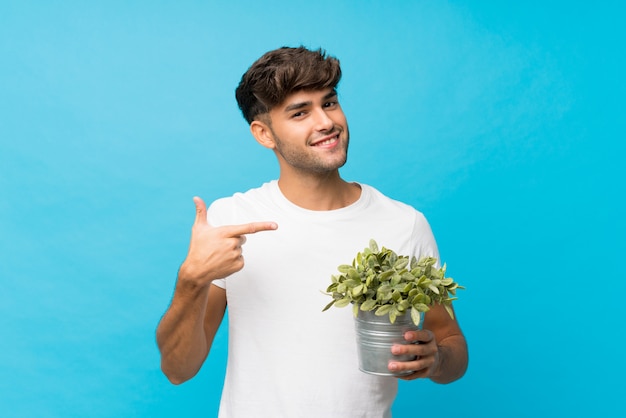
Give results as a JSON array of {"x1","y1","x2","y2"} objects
[{"x1": 354, "y1": 309, "x2": 423, "y2": 376}]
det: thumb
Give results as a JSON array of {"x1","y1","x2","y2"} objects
[{"x1": 192, "y1": 196, "x2": 209, "y2": 226}]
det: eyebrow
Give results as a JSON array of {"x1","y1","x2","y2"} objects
[{"x1": 283, "y1": 89, "x2": 338, "y2": 113}]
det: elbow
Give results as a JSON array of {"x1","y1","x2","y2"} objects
[
  {"x1": 430, "y1": 337, "x2": 469, "y2": 384},
  {"x1": 157, "y1": 341, "x2": 203, "y2": 385},
  {"x1": 431, "y1": 359, "x2": 468, "y2": 384},
  {"x1": 166, "y1": 374, "x2": 187, "y2": 386},
  {"x1": 161, "y1": 362, "x2": 197, "y2": 385}
]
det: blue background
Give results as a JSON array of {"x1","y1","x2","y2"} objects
[{"x1": 1, "y1": 1, "x2": 624, "y2": 417}]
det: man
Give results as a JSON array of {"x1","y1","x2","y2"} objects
[{"x1": 156, "y1": 46, "x2": 468, "y2": 417}]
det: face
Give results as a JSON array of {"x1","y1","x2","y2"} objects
[{"x1": 259, "y1": 88, "x2": 350, "y2": 175}]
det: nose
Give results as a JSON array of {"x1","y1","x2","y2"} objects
[{"x1": 313, "y1": 107, "x2": 334, "y2": 132}]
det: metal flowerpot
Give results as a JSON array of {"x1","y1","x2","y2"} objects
[{"x1": 354, "y1": 309, "x2": 424, "y2": 376}]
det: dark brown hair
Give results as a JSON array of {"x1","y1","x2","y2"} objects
[{"x1": 235, "y1": 46, "x2": 342, "y2": 124}]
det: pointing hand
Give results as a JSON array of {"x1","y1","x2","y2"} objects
[{"x1": 179, "y1": 196, "x2": 278, "y2": 287}]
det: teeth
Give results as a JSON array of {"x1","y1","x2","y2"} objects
[{"x1": 315, "y1": 137, "x2": 336, "y2": 146}]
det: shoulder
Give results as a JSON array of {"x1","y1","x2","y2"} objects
[
  {"x1": 207, "y1": 181, "x2": 277, "y2": 225},
  {"x1": 361, "y1": 183, "x2": 428, "y2": 220},
  {"x1": 360, "y1": 182, "x2": 435, "y2": 241}
]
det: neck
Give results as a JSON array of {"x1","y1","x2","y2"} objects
[{"x1": 277, "y1": 171, "x2": 361, "y2": 211}]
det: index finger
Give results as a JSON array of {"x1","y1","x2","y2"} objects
[
  {"x1": 406, "y1": 329, "x2": 435, "y2": 343},
  {"x1": 221, "y1": 221, "x2": 278, "y2": 237}
]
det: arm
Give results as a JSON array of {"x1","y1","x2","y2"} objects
[
  {"x1": 388, "y1": 303, "x2": 468, "y2": 383},
  {"x1": 156, "y1": 282, "x2": 226, "y2": 384},
  {"x1": 156, "y1": 196, "x2": 278, "y2": 384}
]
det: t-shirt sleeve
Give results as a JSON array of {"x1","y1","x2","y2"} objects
[
  {"x1": 412, "y1": 211, "x2": 441, "y2": 267},
  {"x1": 212, "y1": 279, "x2": 226, "y2": 289}
]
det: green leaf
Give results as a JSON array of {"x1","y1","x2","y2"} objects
[
  {"x1": 334, "y1": 297, "x2": 352, "y2": 308},
  {"x1": 394, "y1": 257, "x2": 409, "y2": 270},
  {"x1": 337, "y1": 264, "x2": 352, "y2": 273},
  {"x1": 410, "y1": 307, "x2": 422, "y2": 326},
  {"x1": 423, "y1": 256, "x2": 437, "y2": 267},
  {"x1": 377, "y1": 284, "x2": 392, "y2": 294},
  {"x1": 360, "y1": 298, "x2": 377, "y2": 311},
  {"x1": 397, "y1": 299, "x2": 410, "y2": 311},
  {"x1": 418, "y1": 277, "x2": 431, "y2": 286},
  {"x1": 428, "y1": 284, "x2": 440, "y2": 294},
  {"x1": 390, "y1": 273, "x2": 402, "y2": 286},
  {"x1": 412, "y1": 302, "x2": 430, "y2": 312},
  {"x1": 388, "y1": 252, "x2": 398, "y2": 267},
  {"x1": 377, "y1": 285, "x2": 393, "y2": 301},
  {"x1": 322, "y1": 300, "x2": 336, "y2": 312},
  {"x1": 347, "y1": 268, "x2": 361, "y2": 281},
  {"x1": 344, "y1": 278, "x2": 361, "y2": 288},
  {"x1": 410, "y1": 255, "x2": 418, "y2": 269},
  {"x1": 351, "y1": 284, "x2": 364, "y2": 297},
  {"x1": 353, "y1": 302, "x2": 360, "y2": 318},
  {"x1": 378, "y1": 270, "x2": 395, "y2": 281},
  {"x1": 375, "y1": 305, "x2": 392, "y2": 316},
  {"x1": 444, "y1": 303, "x2": 455, "y2": 319},
  {"x1": 367, "y1": 256, "x2": 378, "y2": 269},
  {"x1": 389, "y1": 309, "x2": 397, "y2": 324},
  {"x1": 369, "y1": 239, "x2": 379, "y2": 253}
]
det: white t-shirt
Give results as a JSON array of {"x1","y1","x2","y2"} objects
[{"x1": 209, "y1": 181, "x2": 439, "y2": 418}]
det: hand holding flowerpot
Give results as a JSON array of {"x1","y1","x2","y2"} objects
[
  {"x1": 355, "y1": 309, "x2": 423, "y2": 376},
  {"x1": 323, "y1": 239, "x2": 463, "y2": 376}
]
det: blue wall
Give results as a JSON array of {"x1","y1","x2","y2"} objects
[{"x1": 1, "y1": 1, "x2": 624, "y2": 417}]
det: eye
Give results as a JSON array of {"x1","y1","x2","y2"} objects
[
  {"x1": 324, "y1": 100, "x2": 338, "y2": 108},
  {"x1": 291, "y1": 111, "x2": 306, "y2": 118}
]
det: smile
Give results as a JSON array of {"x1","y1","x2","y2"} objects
[{"x1": 311, "y1": 133, "x2": 340, "y2": 147}]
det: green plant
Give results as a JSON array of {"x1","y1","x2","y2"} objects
[{"x1": 323, "y1": 239, "x2": 463, "y2": 325}]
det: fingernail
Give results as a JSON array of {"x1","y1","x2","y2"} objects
[{"x1": 389, "y1": 362, "x2": 398, "y2": 371}]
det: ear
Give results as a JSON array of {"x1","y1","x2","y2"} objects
[{"x1": 250, "y1": 120, "x2": 276, "y2": 149}]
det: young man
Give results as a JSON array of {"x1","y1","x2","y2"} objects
[{"x1": 156, "y1": 46, "x2": 468, "y2": 417}]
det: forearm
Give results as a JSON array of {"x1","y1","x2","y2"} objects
[
  {"x1": 157, "y1": 196, "x2": 262, "y2": 384},
  {"x1": 430, "y1": 334, "x2": 468, "y2": 384},
  {"x1": 156, "y1": 281, "x2": 212, "y2": 384}
]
